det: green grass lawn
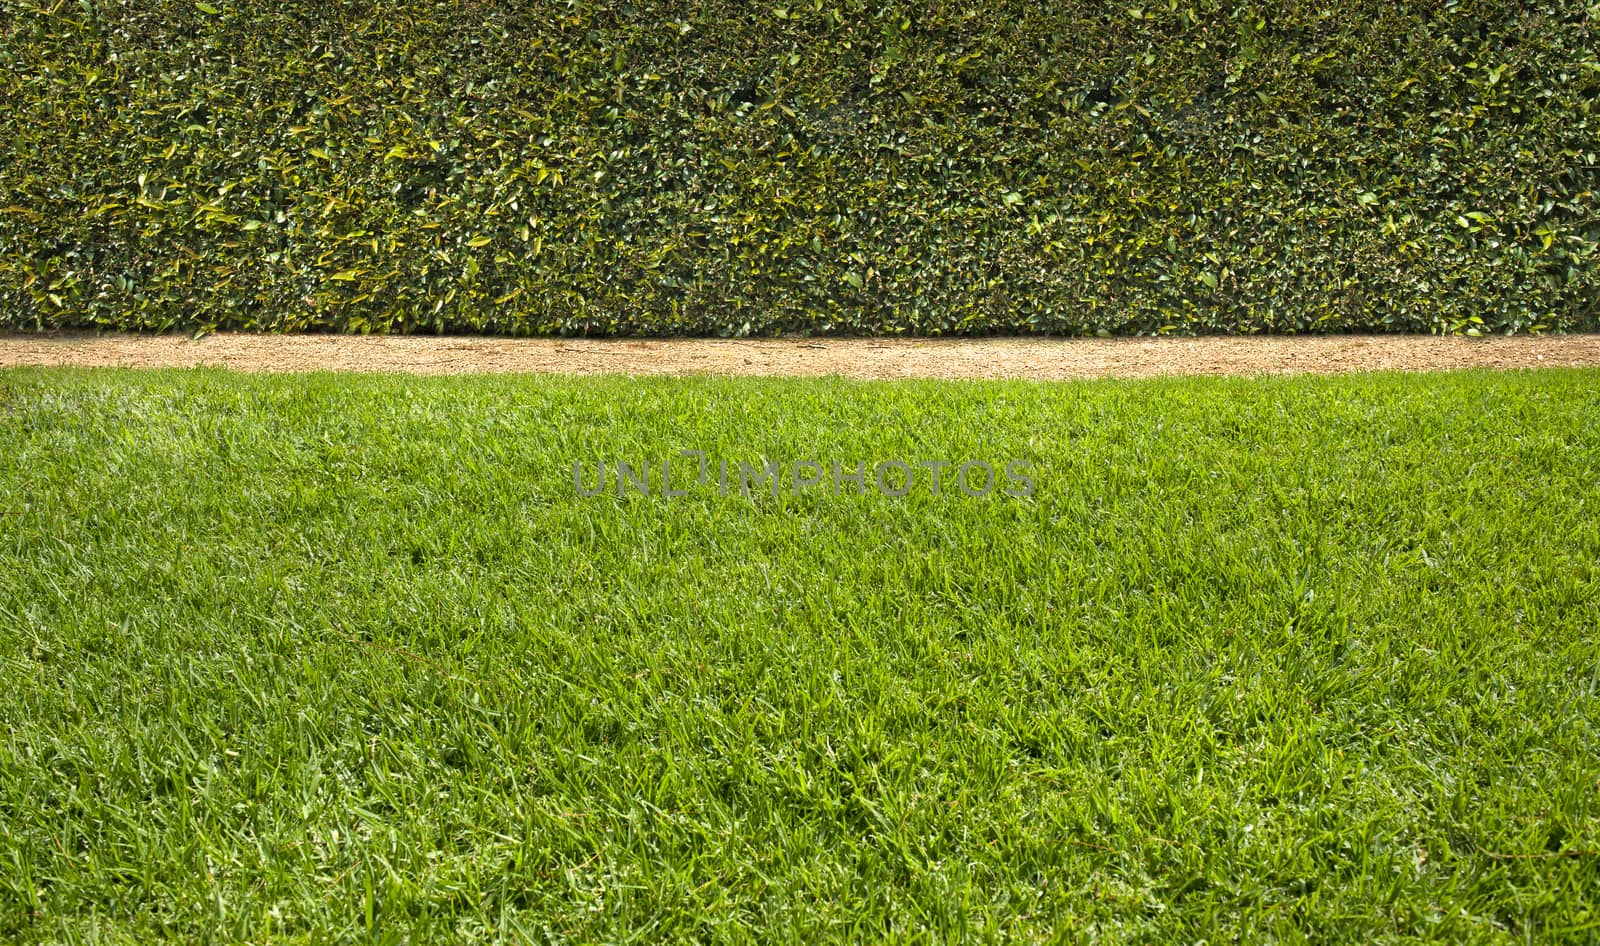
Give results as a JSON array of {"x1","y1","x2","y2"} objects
[{"x1": 1, "y1": 367, "x2": 1598, "y2": 944}]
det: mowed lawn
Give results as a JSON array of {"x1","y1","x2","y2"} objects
[{"x1": 1, "y1": 367, "x2": 1598, "y2": 944}]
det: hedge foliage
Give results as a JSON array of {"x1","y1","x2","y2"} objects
[{"x1": 2, "y1": 0, "x2": 1597, "y2": 335}]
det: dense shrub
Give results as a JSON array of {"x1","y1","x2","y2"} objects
[{"x1": 1, "y1": 0, "x2": 1596, "y2": 335}]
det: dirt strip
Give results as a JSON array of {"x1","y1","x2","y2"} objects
[{"x1": 3, "y1": 332, "x2": 1600, "y2": 380}]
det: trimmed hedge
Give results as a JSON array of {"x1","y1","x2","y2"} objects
[{"x1": 2, "y1": 0, "x2": 1597, "y2": 336}]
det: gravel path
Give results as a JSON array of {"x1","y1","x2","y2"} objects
[{"x1": 4, "y1": 332, "x2": 1599, "y2": 380}]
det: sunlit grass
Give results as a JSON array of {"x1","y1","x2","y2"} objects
[{"x1": 1, "y1": 367, "x2": 1598, "y2": 943}]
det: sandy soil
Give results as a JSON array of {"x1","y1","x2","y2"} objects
[{"x1": 3, "y1": 332, "x2": 1599, "y2": 380}]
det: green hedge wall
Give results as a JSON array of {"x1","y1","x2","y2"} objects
[{"x1": 2, "y1": 0, "x2": 1597, "y2": 335}]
